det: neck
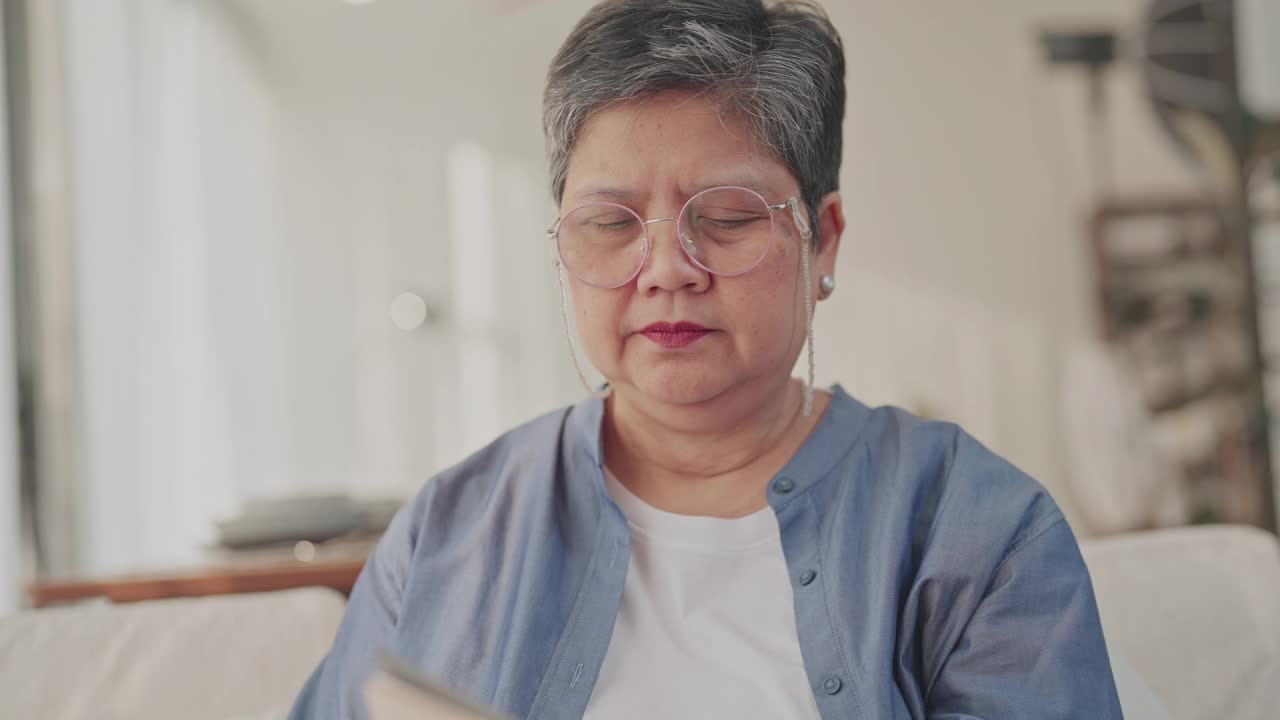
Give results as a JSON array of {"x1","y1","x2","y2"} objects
[{"x1": 601, "y1": 377, "x2": 828, "y2": 518}]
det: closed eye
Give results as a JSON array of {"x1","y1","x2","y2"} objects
[{"x1": 701, "y1": 215, "x2": 768, "y2": 228}]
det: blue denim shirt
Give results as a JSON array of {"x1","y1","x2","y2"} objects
[{"x1": 290, "y1": 385, "x2": 1122, "y2": 719}]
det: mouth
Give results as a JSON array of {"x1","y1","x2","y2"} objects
[{"x1": 639, "y1": 321, "x2": 713, "y2": 349}]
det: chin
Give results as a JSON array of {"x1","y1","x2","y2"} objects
[{"x1": 628, "y1": 364, "x2": 733, "y2": 406}]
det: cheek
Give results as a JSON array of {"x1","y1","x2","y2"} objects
[
  {"x1": 724, "y1": 250, "x2": 798, "y2": 342},
  {"x1": 572, "y1": 289, "x2": 626, "y2": 349}
]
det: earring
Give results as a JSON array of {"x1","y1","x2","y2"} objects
[{"x1": 819, "y1": 275, "x2": 836, "y2": 298}]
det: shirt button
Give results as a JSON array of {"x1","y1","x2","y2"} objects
[
  {"x1": 799, "y1": 569, "x2": 817, "y2": 586},
  {"x1": 823, "y1": 676, "x2": 843, "y2": 695},
  {"x1": 772, "y1": 477, "x2": 796, "y2": 494}
]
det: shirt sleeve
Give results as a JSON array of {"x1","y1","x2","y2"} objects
[
  {"x1": 288, "y1": 496, "x2": 419, "y2": 720},
  {"x1": 925, "y1": 517, "x2": 1124, "y2": 719}
]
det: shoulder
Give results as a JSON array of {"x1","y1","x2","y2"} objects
[
  {"x1": 849, "y1": 401, "x2": 1067, "y2": 567},
  {"x1": 395, "y1": 404, "x2": 575, "y2": 549},
  {"x1": 433, "y1": 405, "x2": 571, "y2": 485}
]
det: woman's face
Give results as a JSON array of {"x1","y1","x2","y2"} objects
[{"x1": 559, "y1": 92, "x2": 842, "y2": 410}]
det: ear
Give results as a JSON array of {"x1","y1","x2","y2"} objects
[{"x1": 813, "y1": 191, "x2": 844, "y2": 287}]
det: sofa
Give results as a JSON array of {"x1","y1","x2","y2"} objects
[
  {"x1": 1, "y1": 524, "x2": 1277, "y2": 720},
  {"x1": 1081, "y1": 524, "x2": 1280, "y2": 719}
]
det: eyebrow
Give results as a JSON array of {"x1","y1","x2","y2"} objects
[
  {"x1": 572, "y1": 177, "x2": 781, "y2": 204},
  {"x1": 575, "y1": 187, "x2": 645, "y2": 202}
]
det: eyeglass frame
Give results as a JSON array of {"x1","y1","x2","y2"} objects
[{"x1": 546, "y1": 185, "x2": 814, "y2": 289}]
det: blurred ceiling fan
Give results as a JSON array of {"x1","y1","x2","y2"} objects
[
  {"x1": 1040, "y1": 0, "x2": 1280, "y2": 196},
  {"x1": 1142, "y1": 0, "x2": 1280, "y2": 199}
]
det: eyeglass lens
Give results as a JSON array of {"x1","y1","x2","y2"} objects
[{"x1": 555, "y1": 187, "x2": 774, "y2": 288}]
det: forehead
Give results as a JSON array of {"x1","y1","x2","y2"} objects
[{"x1": 563, "y1": 92, "x2": 795, "y2": 201}]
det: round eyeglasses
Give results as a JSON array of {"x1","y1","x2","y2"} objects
[{"x1": 547, "y1": 185, "x2": 812, "y2": 289}]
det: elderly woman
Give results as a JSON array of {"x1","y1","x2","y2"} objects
[{"x1": 291, "y1": 1, "x2": 1122, "y2": 718}]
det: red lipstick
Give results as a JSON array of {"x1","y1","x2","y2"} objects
[{"x1": 640, "y1": 322, "x2": 712, "y2": 349}]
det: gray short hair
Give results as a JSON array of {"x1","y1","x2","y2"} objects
[{"x1": 543, "y1": 0, "x2": 845, "y2": 236}]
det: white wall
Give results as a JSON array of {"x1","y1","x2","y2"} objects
[
  {"x1": 68, "y1": 0, "x2": 286, "y2": 572},
  {"x1": 67, "y1": 0, "x2": 582, "y2": 571},
  {"x1": 256, "y1": 0, "x2": 585, "y2": 497},
  {"x1": 813, "y1": 0, "x2": 1199, "y2": 531}
]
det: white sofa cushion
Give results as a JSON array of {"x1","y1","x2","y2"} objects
[
  {"x1": 1082, "y1": 525, "x2": 1280, "y2": 720},
  {"x1": 0, "y1": 587, "x2": 346, "y2": 720},
  {"x1": 1110, "y1": 653, "x2": 1173, "y2": 720}
]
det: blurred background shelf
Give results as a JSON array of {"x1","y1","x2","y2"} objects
[{"x1": 27, "y1": 534, "x2": 377, "y2": 608}]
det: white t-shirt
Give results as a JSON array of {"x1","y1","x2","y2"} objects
[{"x1": 583, "y1": 469, "x2": 822, "y2": 719}]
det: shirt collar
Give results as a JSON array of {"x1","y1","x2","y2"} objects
[{"x1": 567, "y1": 383, "x2": 872, "y2": 503}]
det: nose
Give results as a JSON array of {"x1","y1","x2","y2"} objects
[{"x1": 635, "y1": 217, "x2": 711, "y2": 294}]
